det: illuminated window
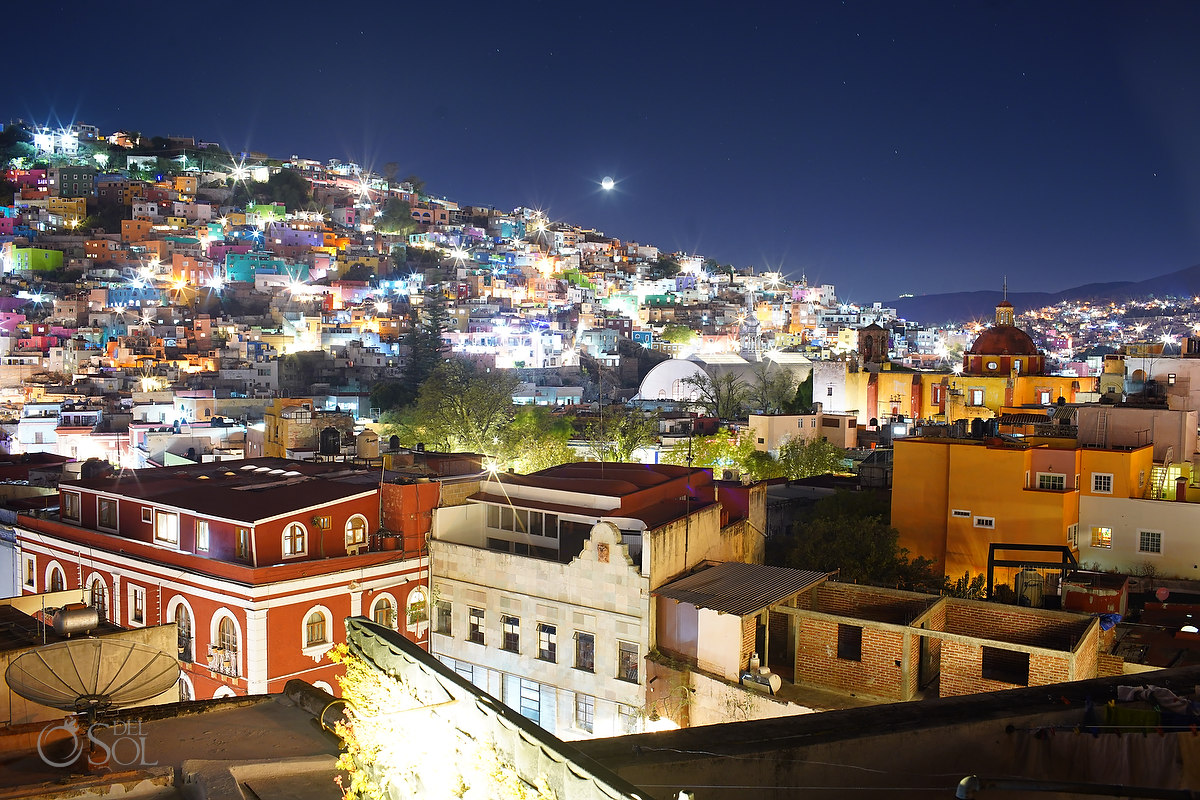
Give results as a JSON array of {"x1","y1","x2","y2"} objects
[
  {"x1": 154, "y1": 510, "x2": 179, "y2": 545},
  {"x1": 305, "y1": 612, "x2": 328, "y2": 646},
  {"x1": 537, "y1": 623, "x2": 557, "y2": 662},
  {"x1": 61, "y1": 491, "x2": 81, "y2": 522},
  {"x1": 1091, "y1": 526, "x2": 1112, "y2": 548},
  {"x1": 617, "y1": 641, "x2": 639, "y2": 683},
  {"x1": 617, "y1": 703, "x2": 639, "y2": 733},
  {"x1": 345, "y1": 515, "x2": 368, "y2": 546},
  {"x1": 502, "y1": 615, "x2": 520, "y2": 653},
  {"x1": 969, "y1": 388, "x2": 985, "y2": 406},
  {"x1": 218, "y1": 617, "x2": 239, "y2": 662},
  {"x1": 1138, "y1": 530, "x2": 1162, "y2": 555},
  {"x1": 283, "y1": 523, "x2": 306, "y2": 556},
  {"x1": 195, "y1": 520, "x2": 209, "y2": 551},
  {"x1": 1092, "y1": 473, "x2": 1113, "y2": 494},
  {"x1": 174, "y1": 603, "x2": 192, "y2": 663},
  {"x1": 575, "y1": 693, "x2": 594, "y2": 733},
  {"x1": 468, "y1": 608, "x2": 485, "y2": 644}
]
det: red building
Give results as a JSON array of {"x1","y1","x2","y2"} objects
[{"x1": 14, "y1": 458, "x2": 431, "y2": 700}]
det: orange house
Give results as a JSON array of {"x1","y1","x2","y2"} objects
[{"x1": 121, "y1": 219, "x2": 153, "y2": 243}]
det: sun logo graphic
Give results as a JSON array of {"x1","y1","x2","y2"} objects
[{"x1": 36, "y1": 717, "x2": 84, "y2": 768}]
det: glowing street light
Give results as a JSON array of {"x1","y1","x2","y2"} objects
[{"x1": 600, "y1": 176, "x2": 615, "y2": 191}]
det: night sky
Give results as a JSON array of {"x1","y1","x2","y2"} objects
[{"x1": 7, "y1": 1, "x2": 1200, "y2": 301}]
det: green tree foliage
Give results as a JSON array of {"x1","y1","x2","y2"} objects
[
  {"x1": 682, "y1": 372, "x2": 748, "y2": 420},
  {"x1": 499, "y1": 407, "x2": 576, "y2": 473},
  {"x1": 263, "y1": 169, "x2": 312, "y2": 210},
  {"x1": 369, "y1": 380, "x2": 414, "y2": 415},
  {"x1": 404, "y1": 361, "x2": 520, "y2": 455},
  {"x1": 746, "y1": 363, "x2": 798, "y2": 414},
  {"x1": 788, "y1": 372, "x2": 814, "y2": 414},
  {"x1": 376, "y1": 198, "x2": 417, "y2": 236},
  {"x1": 584, "y1": 407, "x2": 659, "y2": 462},
  {"x1": 943, "y1": 572, "x2": 987, "y2": 599},
  {"x1": 777, "y1": 436, "x2": 846, "y2": 480},
  {"x1": 776, "y1": 491, "x2": 943, "y2": 591},
  {"x1": 403, "y1": 288, "x2": 449, "y2": 388},
  {"x1": 659, "y1": 324, "x2": 698, "y2": 345},
  {"x1": 402, "y1": 174, "x2": 426, "y2": 195},
  {"x1": 647, "y1": 258, "x2": 682, "y2": 280}
]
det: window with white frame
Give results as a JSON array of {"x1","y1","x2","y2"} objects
[
  {"x1": 97, "y1": 497, "x2": 117, "y2": 529},
  {"x1": 434, "y1": 601, "x2": 452, "y2": 635},
  {"x1": 468, "y1": 607, "x2": 485, "y2": 644},
  {"x1": 502, "y1": 615, "x2": 520, "y2": 653},
  {"x1": 1091, "y1": 526, "x2": 1112, "y2": 548},
  {"x1": 1037, "y1": 473, "x2": 1066, "y2": 491},
  {"x1": 48, "y1": 564, "x2": 65, "y2": 592},
  {"x1": 373, "y1": 597, "x2": 395, "y2": 628},
  {"x1": 345, "y1": 515, "x2": 368, "y2": 546},
  {"x1": 969, "y1": 388, "x2": 985, "y2": 406},
  {"x1": 1138, "y1": 530, "x2": 1162, "y2": 555},
  {"x1": 195, "y1": 520, "x2": 209, "y2": 551},
  {"x1": 1068, "y1": 524, "x2": 1079, "y2": 549},
  {"x1": 154, "y1": 510, "x2": 179, "y2": 545},
  {"x1": 61, "y1": 491, "x2": 81, "y2": 522},
  {"x1": 518, "y1": 678, "x2": 540, "y2": 724},
  {"x1": 951, "y1": 509, "x2": 971, "y2": 518},
  {"x1": 283, "y1": 522, "x2": 306, "y2": 556},
  {"x1": 23, "y1": 556, "x2": 35, "y2": 587},
  {"x1": 974, "y1": 516, "x2": 995, "y2": 529},
  {"x1": 130, "y1": 585, "x2": 145, "y2": 625},
  {"x1": 1092, "y1": 473, "x2": 1114, "y2": 494},
  {"x1": 406, "y1": 587, "x2": 428, "y2": 626},
  {"x1": 537, "y1": 623, "x2": 557, "y2": 662},
  {"x1": 617, "y1": 703, "x2": 639, "y2": 734},
  {"x1": 305, "y1": 611, "x2": 328, "y2": 646},
  {"x1": 141, "y1": 507, "x2": 152, "y2": 523}
]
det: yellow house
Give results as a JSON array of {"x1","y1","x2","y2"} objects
[
  {"x1": 226, "y1": 212, "x2": 248, "y2": 227},
  {"x1": 165, "y1": 216, "x2": 188, "y2": 229},
  {"x1": 893, "y1": 434, "x2": 1152, "y2": 582},
  {"x1": 48, "y1": 196, "x2": 86, "y2": 220}
]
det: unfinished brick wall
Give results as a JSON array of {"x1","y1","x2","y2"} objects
[
  {"x1": 794, "y1": 617, "x2": 913, "y2": 702},
  {"x1": 938, "y1": 641, "x2": 1071, "y2": 698},
  {"x1": 813, "y1": 583, "x2": 933, "y2": 625},
  {"x1": 741, "y1": 614, "x2": 756, "y2": 670},
  {"x1": 943, "y1": 602, "x2": 1088, "y2": 650},
  {"x1": 439, "y1": 479, "x2": 480, "y2": 507}
]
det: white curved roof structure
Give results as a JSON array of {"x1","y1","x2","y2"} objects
[{"x1": 636, "y1": 358, "x2": 708, "y2": 402}]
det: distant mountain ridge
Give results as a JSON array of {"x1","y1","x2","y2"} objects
[{"x1": 880, "y1": 262, "x2": 1200, "y2": 324}]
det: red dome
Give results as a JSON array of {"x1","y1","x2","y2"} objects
[{"x1": 966, "y1": 325, "x2": 1039, "y2": 356}]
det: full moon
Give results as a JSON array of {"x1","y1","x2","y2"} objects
[{"x1": 601, "y1": 176, "x2": 614, "y2": 191}]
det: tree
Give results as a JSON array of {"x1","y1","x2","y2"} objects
[
  {"x1": 406, "y1": 361, "x2": 519, "y2": 455},
  {"x1": 777, "y1": 436, "x2": 845, "y2": 480},
  {"x1": 648, "y1": 258, "x2": 682, "y2": 281},
  {"x1": 787, "y1": 372, "x2": 814, "y2": 414},
  {"x1": 499, "y1": 406, "x2": 576, "y2": 472},
  {"x1": 403, "y1": 288, "x2": 449, "y2": 388},
  {"x1": 264, "y1": 169, "x2": 311, "y2": 210},
  {"x1": 746, "y1": 362, "x2": 797, "y2": 414},
  {"x1": 775, "y1": 491, "x2": 943, "y2": 592},
  {"x1": 370, "y1": 380, "x2": 414, "y2": 415},
  {"x1": 682, "y1": 371, "x2": 748, "y2": 420},
  {"x1": 584, "y1": 407, "x2": 658, "y2": 462},
  {"x1": 660, "y1": 324, "x2": 698, "y2": 345},
  {"x1": 402, "y1": 174, "x2": 426, "y2": 195},
  {"x1": 376, "y1": 198, "x2": 417, "y2": 236}
]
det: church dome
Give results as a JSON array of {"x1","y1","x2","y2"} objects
[{"x1": 966, "y1": 325, "x2": 1039, "y2": 356}]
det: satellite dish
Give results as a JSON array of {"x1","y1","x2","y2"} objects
[{"x1": 5, "y1": 639, "x2": 180, "y2": 719}]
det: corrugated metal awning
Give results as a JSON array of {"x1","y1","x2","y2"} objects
[{"x1": 653, "y1": 562, "x2": 828, "y2": 616}]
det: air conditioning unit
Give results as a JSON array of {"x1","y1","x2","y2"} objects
[{"x1": 720, "y1": 468, "x2": 741, "y2": 482}]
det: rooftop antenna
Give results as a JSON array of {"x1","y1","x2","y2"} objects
[{"x1": 1003, "y1": 276, "x2": 1008, "y2": 301}]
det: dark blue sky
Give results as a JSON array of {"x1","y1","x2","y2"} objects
[{"x1": 7, "y1": 1, "x2": 1200, "y2": 301}]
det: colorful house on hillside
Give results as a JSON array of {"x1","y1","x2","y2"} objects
[
  {"x1": 225, "y1": 251, "x2": 308, "y2": 282},
  {"x1": 10, "y1": 247, "x2": 63, "y2": 273}
]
